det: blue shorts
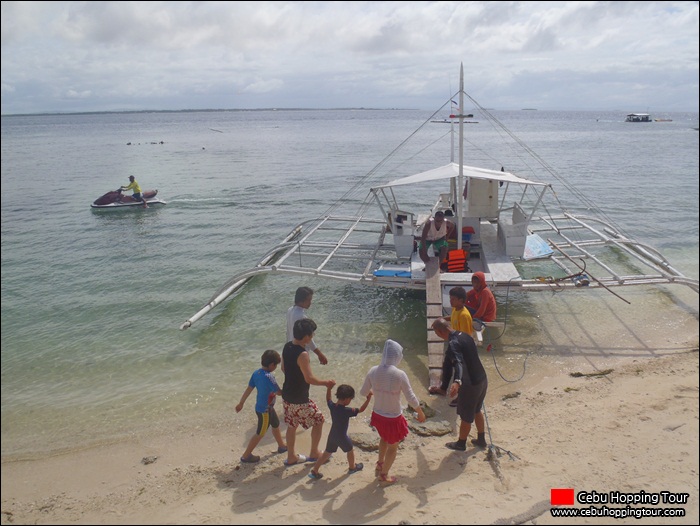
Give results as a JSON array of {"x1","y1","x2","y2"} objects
[{"x1": 133, "y1": 192, "x2": 144, "y2": 202}]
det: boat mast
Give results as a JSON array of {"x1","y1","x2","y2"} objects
[
  {"x1": 449, "y1": 86, "x2": 456, "y2": 200},
  {"x1": 456, "y1": 63, "x2": 464, "y2": 250}
]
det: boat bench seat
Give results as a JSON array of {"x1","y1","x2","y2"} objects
[
  {"x1": 474, "y1": 321, "x2": 505, "y2": 345},
  {"x1": 480, "y1": 222, "x2": 521, "y2": 282}
]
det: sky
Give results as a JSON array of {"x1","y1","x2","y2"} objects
[{"x1": 1, "y1": 1, "x2": 698, "y2": 115}]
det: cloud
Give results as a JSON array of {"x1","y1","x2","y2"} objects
[
  {"x1": 239, "y1": 78, "x2": 285, "y2": 95},
  {"x1": 65, "y1": 89, "x2": 92, "y2": 99},
  {"x1": 1, "y1": 1, "x2": 698, "y2": 114}
]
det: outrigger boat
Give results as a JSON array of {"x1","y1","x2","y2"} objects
[{"x1": 180, "y1": 64, "x2": 697, "y2": 380}]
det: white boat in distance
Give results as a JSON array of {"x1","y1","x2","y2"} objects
[
  {"x1": 180, "y1": 64, "x2": 698, "y2": 331},
  {"x1": 625, "y1": 113, "x2": 652, "y2": 122}
]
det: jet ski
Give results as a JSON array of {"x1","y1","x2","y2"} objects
[{"x1": 91, "y1": 188, "x2": 166, "y2": 210}]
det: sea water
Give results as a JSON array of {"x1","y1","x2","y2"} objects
[{"x1": 1, "y1": 108, "x2": 698, "y2": 459}]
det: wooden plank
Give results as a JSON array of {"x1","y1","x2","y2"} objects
[
  {"x1": 427, "y1": 341, "x2": 445, "y2": 368},
  {"x1": 429, "y1": 357, "x2": 444, "y2": 369},
  {"x1": 428, "y1": 362, "x2": 442, "y2": 369},
  {"x1": 427, "y1": 343, "x2": 444, "y2": 354},
  {"x1": 425, "y1": 258, "x2": 442, "y2": 304},
  {"x1": 426, "y1": 303, "x2": 443, "y2": 317},
  {"x1": 426, "y1": 257, "x2": 446, "y2": 388},
  {"x1": 426, "y1": 317, "x2": 443, "y2": 329},
  {"x1": 429, "y1": 369, "x2": 442, "y2": 387}
]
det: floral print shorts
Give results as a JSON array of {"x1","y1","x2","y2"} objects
[{"x1": 283, "y1": 399, "x2": 325, "y2": 429}]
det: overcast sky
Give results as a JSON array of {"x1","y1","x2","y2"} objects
[{"x1": 1, "y1": 1, "x2": 698, "y2": 115}]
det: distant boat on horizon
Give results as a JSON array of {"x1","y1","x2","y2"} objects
[{"x1": 625, "y1": 113, "x2": 652, "y2": 122}]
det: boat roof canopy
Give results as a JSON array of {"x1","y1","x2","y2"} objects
[{"x1": 373, "y1": 162, "x2": 549, "y2": 190}]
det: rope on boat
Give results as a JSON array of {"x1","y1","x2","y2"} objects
[
  {"x1": 321, "y1": 101, "x2": 451, "y2": 219},
  {"x1": 483, "y1": 277, "x2": 531, "y2": 384},
  {"x1": 533, "y1": 258, "x2": 590, "y2": 290},
  {"x1": 548, "y1": 240, "x2": 631, "y2": 304}
]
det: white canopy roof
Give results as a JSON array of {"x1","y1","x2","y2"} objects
[{"x1": 373, "y1": 163, "x2": 548, "y2": 189}]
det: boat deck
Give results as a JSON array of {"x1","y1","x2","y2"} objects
[
  {"x1": 424, "y1": 224, "x2": 521, "y2": 388},
  {"x1": 481, "y1": 222, "x2": 521, "y2": 282}
]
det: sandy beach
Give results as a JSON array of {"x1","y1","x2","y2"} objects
[{"x1": 2, "y1": 343, "x2": 698, "y2": 525}]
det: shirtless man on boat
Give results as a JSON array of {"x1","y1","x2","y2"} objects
[{"x1": 419, "y1": 210, "x2": 455, "y2": 268}]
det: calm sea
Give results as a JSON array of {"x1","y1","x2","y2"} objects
[{"x1": 2, "y1": 108, "x2": 698, "y2": 459}]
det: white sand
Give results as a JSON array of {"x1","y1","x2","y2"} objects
[{"x1": 2, "y1": 346, "x2": 698, "y2": 525}]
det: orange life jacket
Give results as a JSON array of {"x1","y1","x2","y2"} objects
[{"x1": 447, "y1": 249, "x2": 467, "y2": 272}]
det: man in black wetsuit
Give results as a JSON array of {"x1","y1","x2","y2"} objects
[{"x1": 431, "y1": 317, "x2": 488, "y2": 450}]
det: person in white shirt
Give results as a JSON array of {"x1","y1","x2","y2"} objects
[
  {"x1": 286, "y1": 286, "x2": 328, "y2": 365},
  {"x1": 418, "y1": 210, "x2": 455, "y2": 267}
]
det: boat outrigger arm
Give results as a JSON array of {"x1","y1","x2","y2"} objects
[
  {"x1": 180, "y1": 167, "x2": 698, "y2": 330},
  {"x1": 180, "y1": 63, "x2": 697, "y2": 331}
]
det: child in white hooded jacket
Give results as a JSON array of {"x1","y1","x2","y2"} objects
[{"x1": 360, "y1": 339, "x2": 426, "y2": 484}]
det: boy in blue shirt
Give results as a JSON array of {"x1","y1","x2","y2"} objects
[
  {"x1": 308, "y1": 384, "x2": 372, "y2": 479},
  {"x1": 235, "y1": 349, "x2": 288, "y2": 463}
]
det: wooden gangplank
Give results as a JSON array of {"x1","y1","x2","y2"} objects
[{"x1": 424, "y1": 258, "x2": 445, "y2": 388}]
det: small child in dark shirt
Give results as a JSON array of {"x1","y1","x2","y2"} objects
[{"x1": 308, "y1": 384, "x2": 372, "y2": 479}]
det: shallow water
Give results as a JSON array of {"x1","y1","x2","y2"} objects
[{"x1": 1, "y1": 108, "x2": 698, "y2": 458}]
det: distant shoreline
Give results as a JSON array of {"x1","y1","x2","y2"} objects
[
  {"x1": 4, "y1": 108, "x2": 698, "y2": 118},
  {"x1": 1, "y1": 107, "x2": 413, "y2": 118}
]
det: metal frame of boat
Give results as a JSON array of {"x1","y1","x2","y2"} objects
[{"x1": 181, "y1": 65, "x2": 697, "y2": 332}]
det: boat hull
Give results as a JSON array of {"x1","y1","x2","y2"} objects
[
  {"x1": 90, "y1": 198, "x2": 167, "y2": 210},
  {"x1": 91, "y1": 189, "x2": 166, "y2": 210}
]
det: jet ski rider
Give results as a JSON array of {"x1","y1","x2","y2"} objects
[{"x1": 120, "y1": 175, "x2": 148, "y2": 208}]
